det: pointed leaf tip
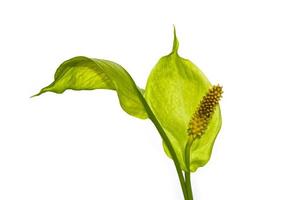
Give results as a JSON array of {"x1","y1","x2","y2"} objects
[
  {"x1": 31, "y1": 90, "x2": 43, "y2": 98},
  {"x1": 172, "y1": 26, "x2": 179, "y2": 54}
]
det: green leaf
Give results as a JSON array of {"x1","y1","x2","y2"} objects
[
  {"x1": 33, "y1": 56, "x2": 148, "y2": 119},
  {"x1": 145, "y1": 28, "x2": 222, "y2": 172}
]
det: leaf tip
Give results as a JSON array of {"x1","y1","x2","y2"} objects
[
  {"x1": 30, "y1": 91, "x2": 42, "y2": 98},
  {"x1": 172, "y1": 25, "x2": 179, "y2": 54}
]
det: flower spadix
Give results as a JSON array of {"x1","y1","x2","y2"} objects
[
  {"x1": 188, "y1": 85, "x2": 223, "y2": 138},
  {"x1": 145, "y1": 29, "x2": 222, "y2": 172}
]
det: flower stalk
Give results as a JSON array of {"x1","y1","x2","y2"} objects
[{"x1": 185, "y1": 136, "x2": 195, "y2": 200}]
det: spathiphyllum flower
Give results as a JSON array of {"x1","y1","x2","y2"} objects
[
  {"x1": 145, "y1": 31, "x2": 222, "y2": 172},
  {"x1": 34, "y1": 28, "x2": 223, "y2": 200}
]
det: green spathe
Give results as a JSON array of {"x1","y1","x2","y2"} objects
[{"x1": 145, "y1": 30, "x2": 222, "y2": 171}]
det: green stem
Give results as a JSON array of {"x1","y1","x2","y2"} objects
[
  {"x1": 185, "y1": 172, "x2": 193, "y2": 200},
  {"x1": 135, "y1": 89, "x2": 189, "y2": 200},
  {"x1": 149, "y1": 113, "x2": 188, "y2": 200},
  {"x1": 185, "y1": 137, "x2": 194, "y2": 200}
]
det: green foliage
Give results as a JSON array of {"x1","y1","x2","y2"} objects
[
  {"x1": 33, "y1": 57, "x2": 148, "y2": 119},
  {"x1": 34, "y1": 28, "x2": 222, "y2": 172}
]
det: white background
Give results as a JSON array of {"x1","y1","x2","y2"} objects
[{"x1": 1, "y1": 0, "x2": 300, "y2": 199}]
